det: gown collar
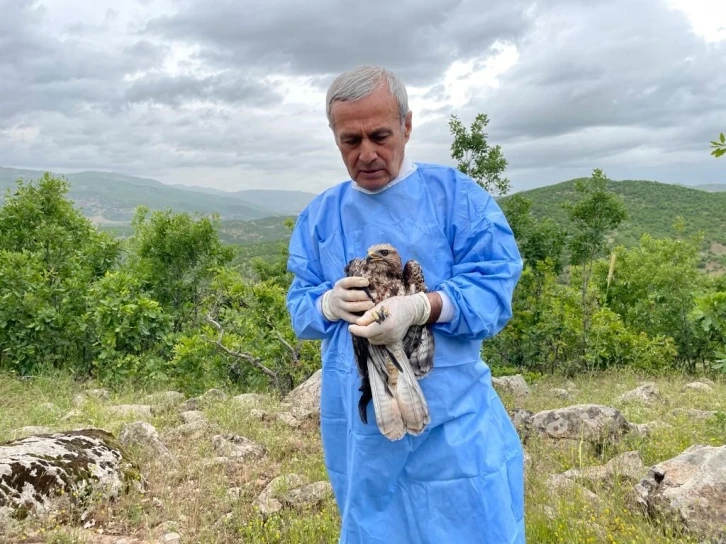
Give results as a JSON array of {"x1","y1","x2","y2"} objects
[{"x1": 351, "y1": 158, "x2": 416, "y2": 195}]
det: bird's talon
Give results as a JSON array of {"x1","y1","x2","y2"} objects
[{"x1": 372, "y1": 306, "x2": 389, "y2": 324}]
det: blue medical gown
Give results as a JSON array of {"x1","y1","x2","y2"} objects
[{"x1": 285, "y1": 163, "x2": 525, "y2": 543}]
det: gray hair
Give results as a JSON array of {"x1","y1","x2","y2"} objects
[{"x1": 325, "y1": 65, "x2": 409, "y2": 128}]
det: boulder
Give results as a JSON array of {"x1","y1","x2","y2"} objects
[
  {"x1": 285, "y1": 369, "x2": 322, "y2": 414},
  {"x1": 563, "y1": 451, "x2": 647, "y2": 486},
  {"x1": 0, "y1": 429, "x2": 141, "y2": 523},
  {"x1": 255, "y1": 474, "x2": 308, "y2": 516},
  {"x1": 232, "y1": 393, "x2": 267, "y2": 409},
  {"x1": 491, "y1": 374, "x2": 530, "y2": 399},
  {"x1": 635, "y1": 444, "x2": 726, "y2": 542},
  {"x1": 119, "y1": 422, "x2": 171, "y2": 459},
  {"x1": 670, "y1": 408, "x2": 718, "y2": 420},
  {"x1": 550, "y1": 388, "x2": 572, "y2": 400},
  {"x1": 530, "y1": 404, "x2": 631, "y2": 442},
  {"x1": 682, "y1": 382, "x2": 715, "y2": 393},
  {"x1": 617, "y1": 383, "x2": 662, "y2": 404},
  {"x1": 508, "y1": 409, "x2": 533, "y2": 440},
  {"x1": 211, "y1": 434, "x2": 265, "y2": 460},
  {"x1": 179, "y1": 411, "x2": 206, "y2": 424}
]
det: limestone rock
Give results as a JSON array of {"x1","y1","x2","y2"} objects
[
  {"x1": 107, "y1": 405, "x2": 153, "y2": 419},
  {"x1": 509, "y1": 409, "x2": 533, "y2": 440},
  {"x1": 683, "y1": 382, "x2": 714, "y2": 393},
  {"x1": 158, "y1": 533, "x2": 181, "y2": 544},
  {"x1": 492, "y1": 374, "x2": 531, "y2": 399},
  {"x1": 179, "y1": 411, "x2": 206, "y2": 424},
  {"x1": 563, "y1": 451, "x2": 647, "y2": 485},
  {"x1": 277, "y1": 412, "x2": 301, "y2": 428},
  {"x1": 249, "y1": 409, "x2": 271, "y2": 421},
  {"x1": 164, "y1": 419, "x2": 219, "y2": 441},
  {"x1": 628, "y1": 420, "x2": 674, "y2": 438},
  {"x1": 0, "y1": 429, "x2": 141, "y2": 523},
  {"x1": 531, "y1": 404, "x2": 631, "y2": 442},
  {"x1": 551, "y1": 388, "x2": 572, "y2": 400},
  {"x1": 617, "y1": 383, "x2": 662, "y2": 404},
  {"x1": 285, "y1": 369, "x2": 322, "y2": 414},
  {"x1": 255, "y1": 474, "x2": 308, "y2": 516},
  {"x1": 200, "y1": 388, "x2": 228, "y2": 403},
  {"x1": 176, "y1": 398, "x2": 200, "y2": 413},
  {"x1": 282, "y1": 481, "x2": 333, "y2": 507},
  {"x1": 119, "y1": 422, "x2": 171, "y2": 459},
  {"x1": 547, "y1": 474, "x2": 602, "y2": 504},
  {"x1": 211, "y1": 434, "x2": 265, "y2": 460},
  {"x1": 635, "y1": 444, "x2": 726, "y2": 542}
]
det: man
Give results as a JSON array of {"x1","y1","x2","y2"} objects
[{"x1": 285, "y1": 65, "x2": 525, "y2": 543}]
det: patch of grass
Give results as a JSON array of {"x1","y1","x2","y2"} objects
[{"x1": 0, "y1": 368, "x2": 724, "y2": 543}]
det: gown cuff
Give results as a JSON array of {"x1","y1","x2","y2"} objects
[{"x1": 436, "y1": 291, "x2": 455, "y2": 323}]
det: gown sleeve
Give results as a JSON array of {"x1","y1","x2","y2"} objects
[
  {"x1": 433, "y1": 172, "x2": 523, "y2": 341},
  {"x1": 285, "y1": 209, "x2": 338, "y2": 340}
]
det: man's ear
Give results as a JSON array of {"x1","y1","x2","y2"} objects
[{"x1": 403, "y1": 111, "x2": 413, "y2": 143}]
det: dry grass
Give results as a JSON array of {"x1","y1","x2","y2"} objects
[{"x1": 0, "y1": 369, "x2": 724, "y2": 543}]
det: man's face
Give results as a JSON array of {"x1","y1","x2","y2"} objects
[{"x1": 330, "y1": 84, "x2": 412, "y2": 191}]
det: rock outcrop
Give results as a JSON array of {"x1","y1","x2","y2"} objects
[
  {"x1": 530, "y1": 404, "x2": 631, "y2": 442},
  {"x1": 635, "y1": 444, "x2": 726, "y2": 542},
  {"x1": 0, "y1": 429, "x2": 141, "y2": 523},
  {"x1": 492, "y1": 374, "x2": 531, "y2": 399},
  {"x1": 617, "y1": 383, "x2": 662, "y2": 404},
  {"x1": 285, "y1": 369, "x2": 322, "y2": 414}
]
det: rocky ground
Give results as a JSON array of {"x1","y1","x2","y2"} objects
[{"x1": 0, "y1": 369, "x2": 724, "y2": 543}]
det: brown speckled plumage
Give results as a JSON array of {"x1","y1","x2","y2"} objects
[{"x1": 345, "y1": 243, "x2": 435, "y2": 440}]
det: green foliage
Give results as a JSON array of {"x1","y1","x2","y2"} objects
[
  {"x1": 448, "y1": 113, "x2": 511, "y2": 195},
  {"x1": 500, "y1": 194, "x2": 568, "y2": 273},
  {"x1": 596, "y1": 233, "x2": 708, "y2": 371},
  {"x1": 126, "y1": 206, "x2": 235, "y2": 330},
  {"x1": 85, "y1": 270, "x2": 172, "y2": 383},
  {"x1": 711, "y1": 132, "x2": 726, "y2": 158},
  {"x1": 0, "y1": 174, "x2": 120, "y2": 374},
  {"x1": 691, "y1": 290, "x2": 726, "y2": 373}
]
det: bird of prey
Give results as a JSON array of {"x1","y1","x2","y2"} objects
[{"x1": 344, "y1": 243, "x2": 435, "y2": 440}]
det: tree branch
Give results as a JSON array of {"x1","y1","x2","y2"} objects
[{"x1": 205, "y1": 314, "x2": 280, "y2": 384}]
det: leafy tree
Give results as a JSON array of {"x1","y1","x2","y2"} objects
[
  {"x1": 449, "y1": 113, "x2": 511, "y2": 195},
  {"x1": 0, "y1": 174, "x2": 120, "y2": 374},
  {"x1": 595, "y1": 231, "x2": 708, "y2": 371},
  {"x1": 126, "y1": 207, "x2": 235, "y2": 331},
  {"x1": 711, "y1": 132, "x2": 725, "y2": 158},
  {"x1": 500, "y1": 194, "x2": 568, "y2": 274},
  {"x1": 565, "y1": 169, "x2": 627, "y2": 305}
]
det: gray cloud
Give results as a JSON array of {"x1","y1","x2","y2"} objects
[
  {"x1": 0, "y1": 0, "x2": 724, "y2": 195},
  {"x1": 144, "y1": 0, "x2": 533, "y2": 85}
]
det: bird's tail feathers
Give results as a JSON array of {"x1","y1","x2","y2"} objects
[
  {"x1": 388, "y1": 343, "x2": 430, "y2": 435},
  {"x1": 367, "y1": 355, "x2": 406, "y2": 441}
]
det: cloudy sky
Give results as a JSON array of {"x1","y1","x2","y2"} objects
[{"x1": 1, "y1": 0, "x2": 725, "y2": 194}]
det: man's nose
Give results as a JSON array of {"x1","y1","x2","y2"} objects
[{"x1": 359, "y1": 138, "x2": 378, "y2": 163}]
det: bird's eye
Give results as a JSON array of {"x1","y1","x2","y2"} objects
[{"x1": 380, "y1": 250, "x2": 389, "y2": 256}]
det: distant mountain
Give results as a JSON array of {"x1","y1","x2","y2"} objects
[
  {"x1": 0, "y1": 167, "x2": 316, "y2": 223},
  {"x1": 691, "y1": 184, "x2": 726, "y2": 192}
]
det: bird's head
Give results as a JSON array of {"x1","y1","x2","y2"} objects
[{"x1": 365, "y1": 243, "x2": 402, "y2": 273}]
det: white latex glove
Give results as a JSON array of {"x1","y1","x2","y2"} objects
[
  {"x1": 321, "y1": 277, "x2": 376, "y2": 323},
  {"x1": 348, "y1": 293, "x2": 431, "y2": 345}
]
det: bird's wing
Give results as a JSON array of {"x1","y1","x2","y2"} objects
[
  {"x1": 403, "y1": 259, "x2": 427, "y2": 294},
  {"x1": 401, "y1": 259, "x2": 435, "y2": 377}
]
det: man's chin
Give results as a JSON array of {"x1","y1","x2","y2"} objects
[{"x1": 355, "y1": 170, "x2": 392, "y2": 191}]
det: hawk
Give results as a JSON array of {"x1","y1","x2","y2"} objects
[{"x1": 344, "y1": 243, "x2": 435, "y2": 440}]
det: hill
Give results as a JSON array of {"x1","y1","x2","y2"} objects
[
  {"x1": 502, "y1": 179, "x2": 726, "y2": 256},
  {"x1": 0, "y1": 167, "x2": 316, "y2": 223}
]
